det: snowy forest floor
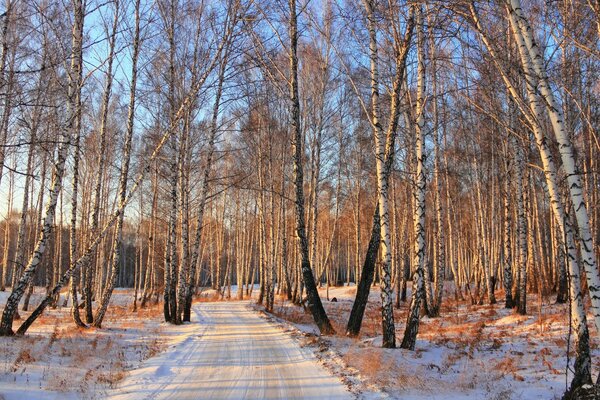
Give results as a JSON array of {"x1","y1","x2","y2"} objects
[
  {"x1": 0, "y1": 284, "x2": 598, "y2": 399},
  {"x1": 265, "y1": 283, "x2": 600, "y2": 399},
  {"x1": 0, "y1": 289, "x2": 168, "y2": 399}
]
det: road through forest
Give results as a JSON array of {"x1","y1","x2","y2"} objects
[{"x1": 108, "y1": 301, "x2": 353, "y2": 399}]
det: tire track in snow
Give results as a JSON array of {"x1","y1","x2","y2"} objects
[{"x1": 108, "y1": 301, "x2": 353, "y2": 399}]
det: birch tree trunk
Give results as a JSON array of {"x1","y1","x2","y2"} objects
[
  {"x1": 502, "y1": 140, "x2": 514, "y2": 308},
  {"x1": 363, "y1": 0, "x2": 396, "y2": 348},
  {"x1": 16, "y1": 64, "x2": 44, "y2": 310},
  {"x1": 429, "y1": 21, "x2": 444, "y2": 317},
  {"x1": 176, "y1": 117, "x2": 191, "y2": 323},
  {"x1": 92, "y1": 0, "x2": 138, "y2": 328},
  {"x1": 346, "y1": 3, "x2": 414, "y2": 339},
  {"x1": 1, "y1": 166, "x2": 13, "y2": 291},
  {"x1": 401, "y1": 5, "x2": 427, "y2": 350},
  {"x1": 288, "y1": 0, "x2": 334, "y2": 335},
  {"x1": 68, "y1": 22, "x2": 85, "y2": 326},
  {"x1": 505, "y1": 6, "x2": 592, "y2": 388},
  {"x1": 82, "y1": 0, "x2": 119, "y2": 324},
  {"x1": 0, "y1": 0, "x2": 84, "y2": 336},
  {"x1": 0, "y1": 0, "x2": 14, "y2": 191},
  {"x1": 508, "y1": 0, "x2": 600, "y2": 338}
]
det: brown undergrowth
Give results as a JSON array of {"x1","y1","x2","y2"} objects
[{"x1": 266, "y1": 284, "x2": 599, "y2": 398}]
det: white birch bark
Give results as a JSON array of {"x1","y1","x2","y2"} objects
[
  {"x1": 363, "y1": 0, "x2": 395, "y2": 349},
  {"x1": 430, "y1": 33, "x2": 444, "y2": 317},
  {"x1": 0, "y1": 0, "x2": 14, "y2": 190},
  {"x1": 82, "y1": 0, "x2": 119, "y2": 324},
  {"x1": 0, "y1": 0, "x2": 83, "y2": 336},
  {"x1": 91, "y1": 0, "x2": 138, "y2": 328},
  {"x1": 289, "y1": 0, "x2": 334, "y2": 334},
  {"x1": 508, "y1": 0, "x2": 600, "y2": 337},
  {"x1": 507, "y1": 7, "x2": 592, "y2": 386},
  {"x1": 502, "y1": 140, "x2": 514, "y2": 308},
  {"x1": 401, "y1": 6, "x2": 426, "y2": 351}
]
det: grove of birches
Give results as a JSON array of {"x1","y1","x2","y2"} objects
[{"x1": 0, "y1": 0, "x2": 598, "y2": 397}]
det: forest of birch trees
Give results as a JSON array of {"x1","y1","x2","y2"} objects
[{"x1": 0, "y1": 0, "x2": 599, "y2": 396}]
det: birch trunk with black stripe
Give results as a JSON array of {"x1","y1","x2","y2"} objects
[
  {"x1": 347, "y1": 4, "x2": 414, "y2": 339},
  {"x1": 288, "y1": 0, "x2": 334, "y2": 335},
  {"x1": 429, "y1": 32, "x2": 444, "y2": 317},
  {"x1": 363, "y1": 0, "x2": 397, "y2": 347},
  {"x1": 0, "y1": 0, "x2": 83, "y2": 336},
  {"x1": 82, "y1": 0, "x2": 119, "y2": 324},
  {"x1": 506, "y1": 6, "x2": 592, "y2": 388},
  {"x1": 402, "y1": 5, "x2": 426, "y2": 350},
  {"x1": 16, "y1": 40, "x2": 48, "y2": 307},
  {"x1": 15, "y1": 114, "x2": 37, "y2": 312},
  {"x1": 175, "y1": 116, "x2": 191, "y2": 323},
  {"x1": 267, "y1": 136, "x2": 277, "y2": 312},
  {"x1": 92, "y1": 0, "x2": 138, "y2": 328},
  {"x1": 0, "y1": 0, "x2": 15, "y2": 192},
  {"x1": 508, "y1": 0, "x2": 600, "y2": 338},
  {"x1": 68, "y1": 30, "x2": 85, "y2": 326},
  {"x1": 502, "y1": 139, "x2": 514, "y2": 308}
]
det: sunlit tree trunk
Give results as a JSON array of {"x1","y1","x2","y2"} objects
[
  {"x1": 429, "y1": 25, "x2": 444, "y2": 317},
  {"x1": 68, "y1": 18, "x2": 85, "y2": 326},
  {"x1": 508, "y1": 0, "x2": 600, "y2": 338},
  {"x1": 92, "y1": 0, "x2": 138, "y2": 328},
  {"x1": 502, "y1": 139, "x2": 514, "y2": 308},
  {"x1": 505, "y1": 5, "x2": 592, "y2": 389},
  {"x1": 82, "y1": 0, "x2": 119, "y2": 324},
  {"x1": 363, "y1": 0, "x2": 396, "y2": 348},
  {"x1": 1, "y1": 160, "x2": 13, "y2": 291},
  {"x1": 288, "y1": 0, "x2": 334, "y2": 335},
  {"x1": 0, "y1": 0, "x2": 84, "y2": 336},
  {"x1": 346, "y1": 3, "x2": 414, "y2": 339},
  {"x1": 402, "y1": 5, "x2": 427, "y2": 350},
  {"x1": 0, "y1": 0, "x2": 15, "y2": 190}
]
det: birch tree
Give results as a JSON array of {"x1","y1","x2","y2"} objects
[
  {"x1": 507, "y1": 0, "x2": 600, "y2": 339},
  {"x1": 346, "y1": 0, "x2": 414, "y2": 341},
  {"x1": 0, "y1": 0, "x2": 84, "y2": 336},
  {"x1": 288, "y1": 0, "x2": 334, "y2": 335},
  {"x1": 401, "y1": 4, "x2": 426, "y2": 351}
]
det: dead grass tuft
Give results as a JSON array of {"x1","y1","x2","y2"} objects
[
  {"x1": 273, "y1": 304, "x2": 312, "y2": 325},
  {"x1": 12, "y1": 348, "x2": 35, "y2": 371},
  {"x1": 96, "y1": 370, "x2": 127, "y2": 388}
]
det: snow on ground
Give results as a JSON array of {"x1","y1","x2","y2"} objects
[
  {"x1": 0, "y1": 288, "x2": 168, "y2": 399},
  {"x1": 1, "y1": 284, "x2": 598, "y2": 399},
  {"x1": 0, "y1": 286, "x2": 358, "y2": 399},
  {"x1": 267, "y1": 284, "x2": 600, "y2": 400},
  {"x1": 108, "y1": 301, "x2": 351, "y2": 399}
]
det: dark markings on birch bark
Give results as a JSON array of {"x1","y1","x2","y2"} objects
[{"x1": 289, "y1": 0, "x2": 334, "y2": 335}]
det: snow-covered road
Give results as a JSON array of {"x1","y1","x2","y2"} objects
[{"x1": 108, "y1": 301, "x2": 352, "y2": 399}]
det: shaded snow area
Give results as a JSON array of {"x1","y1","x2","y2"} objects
[
  {"x1": 1, "y1": 285, "x2": 598, "y2": 399},
  {"x1": 0, "y1": 288, "x2": 354, "y2": 399},
  {"x1": 267, "y1": 284, "x2": 600, "y2": 400},
  {"x1": 0, "y1": 289, "x2": 167, "y2": 399}
]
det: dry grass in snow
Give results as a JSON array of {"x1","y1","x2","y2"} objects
[
  {"x1": 268, "y1": 283, "x2": 600, "y2": 400},
  {"x1": 0, "y1": 288, "x2": 166, "y2": 400}
]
